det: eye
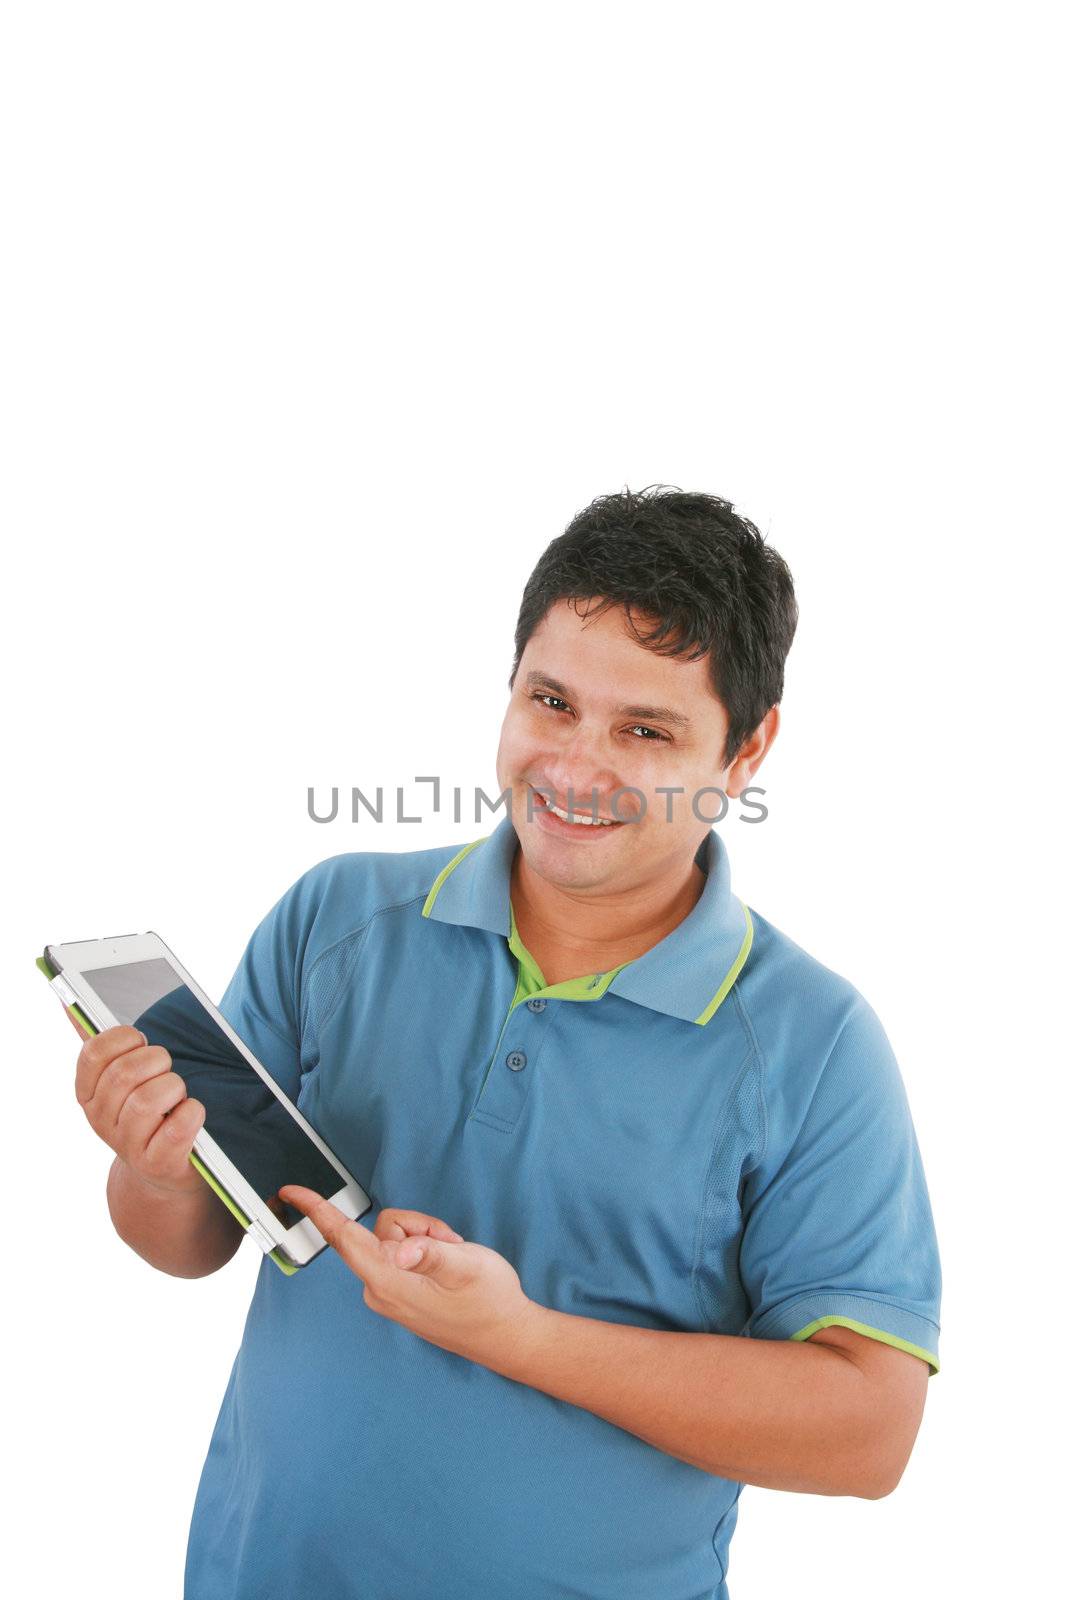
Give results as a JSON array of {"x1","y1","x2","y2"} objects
[
  {"x1": 528, "y1": 693, "x2": 669, "y2": 743},
  {"x1": 531, "y1": 692, "x2": 570, "y2": 714}
]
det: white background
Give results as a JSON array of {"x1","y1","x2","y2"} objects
[{"x1": 3, "y1": 3, "x2": 1062, "y2": 1596}]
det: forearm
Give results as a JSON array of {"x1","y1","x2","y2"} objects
[
  {"x1": 500, "y1": 1307, "x2": 885, "y2": 1498},
  {"x1": 106, "y1": 1155, "x2": 244, "y2": 1279}
]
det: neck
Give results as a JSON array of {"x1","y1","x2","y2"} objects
[{"x1": 509, "y1": 845, "x2": 707, "y2": 970}]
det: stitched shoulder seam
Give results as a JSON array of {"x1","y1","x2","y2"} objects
[
  {"x1": 690, "y1": 1041, "x2": 758, "y2": 1329},
  {"x1": 729, "y1": 975, "x2": 768, "y2": 1173},
  {"x1": 302, "y1": 891, "x2": 429, "y2": 1037}
]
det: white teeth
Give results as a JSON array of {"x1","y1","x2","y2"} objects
[{"x1": 537, "y1": 791, "x2": 616, "y2": 826}]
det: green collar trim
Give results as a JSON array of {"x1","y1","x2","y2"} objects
[
  {"x1": 421, "y1": 836, "x2": 487, "y2": 919},
  {"x1": 422, "y1": 826, "x2": 753, "y2": 1027},
  {"x1": 693, "y1": 903, "x2": 753, "y2": 1026}
]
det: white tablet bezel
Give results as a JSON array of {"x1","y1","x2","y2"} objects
[{"x1": 48, "y1": 931, "x2": 371, "y2": 1267}]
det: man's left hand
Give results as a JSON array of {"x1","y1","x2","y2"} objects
[{"x1": 278, "y1": 1187, "x2": 544, "y2": 1372}]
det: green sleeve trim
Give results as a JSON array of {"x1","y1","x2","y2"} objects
[
  {"x1": 791, "y1": 1314, "x2": 940, "y2": 1375},
  {"x1": 693, "y1": 903, "x2": 753, "y2": 1025},
  {"x1": 420, "y1": 836, "x2": 489, "y2": 917}
]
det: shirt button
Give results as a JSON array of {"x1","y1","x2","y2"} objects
[
  {"x1": 526, "y1": 998, "x2": 546, "y2": 1012},
  {"x1": 505, "y1": 1050, "x2": 527, "y2": 1072}
]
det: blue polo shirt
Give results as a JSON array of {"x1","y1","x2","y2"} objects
[{"x1": 184, "y1": 816, "x2": 941, "y2": 1600}]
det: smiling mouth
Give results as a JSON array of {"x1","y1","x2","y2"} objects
[{"x1": 530, "y1": 787, "x2": 624, "y2": 828}]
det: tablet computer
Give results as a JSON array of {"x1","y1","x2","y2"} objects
[{"x1": 40, "y1": 931, "x2": 372, "y2": 1272}]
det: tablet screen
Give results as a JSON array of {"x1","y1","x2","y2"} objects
[{"x1": 83, "y1": 957, "x2": 344, "y2": 1225}]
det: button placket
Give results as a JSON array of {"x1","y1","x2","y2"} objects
[{"x1": 470, "y1": 1001, "x2": 551, "y2": 1128}]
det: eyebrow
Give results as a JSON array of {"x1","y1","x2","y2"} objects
[{"x1": 522, "y1": 671, "x2": 693, "y2": 731}]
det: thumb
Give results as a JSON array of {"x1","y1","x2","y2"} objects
[{"x1": 395, "y1": 1235, "x2": 463, "y2": 1279}]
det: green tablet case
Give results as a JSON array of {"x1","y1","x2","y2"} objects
[{"x1": 37, "y1": 953, "x2": 299, "y2": 1276}]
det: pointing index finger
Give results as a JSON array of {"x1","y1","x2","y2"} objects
[{"x1": 279, "y1": 1185, "x2": 378, "y2": 1270}]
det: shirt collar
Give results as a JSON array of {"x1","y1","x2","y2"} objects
[{"x1": 421, "y1": 814, "x2": 752, "y2": 1027}]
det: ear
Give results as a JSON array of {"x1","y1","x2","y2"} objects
[{"x1": 725, "y1": 705, "x2": 780, "y2": 797}]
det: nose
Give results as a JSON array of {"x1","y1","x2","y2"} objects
[{"x1": 537, "y1": 738, "x2": 619, "y2": 813}]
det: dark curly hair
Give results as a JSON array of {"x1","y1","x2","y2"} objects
[{"x1": 509, "y1": 486, "x2": 799, "y2": 767}]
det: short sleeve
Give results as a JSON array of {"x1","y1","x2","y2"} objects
[
  {"x1": 739, "y1": 998, "x2": 942, "y2": 1374},
  {"x1": 215, "y1": 869, "x2": 324, "y2": 1103}
]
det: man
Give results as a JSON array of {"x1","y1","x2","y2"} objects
[{"x1": 70, "y1": 488, "x2": 941, "y2": 1599}]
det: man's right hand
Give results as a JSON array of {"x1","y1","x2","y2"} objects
[{"x1": 71, "y1": 1015, "x2": 206, "y2": 1197}]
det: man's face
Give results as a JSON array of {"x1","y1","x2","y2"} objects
[{"x1": 495, "y1": 597, "x2": 741, "y2": 893}]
